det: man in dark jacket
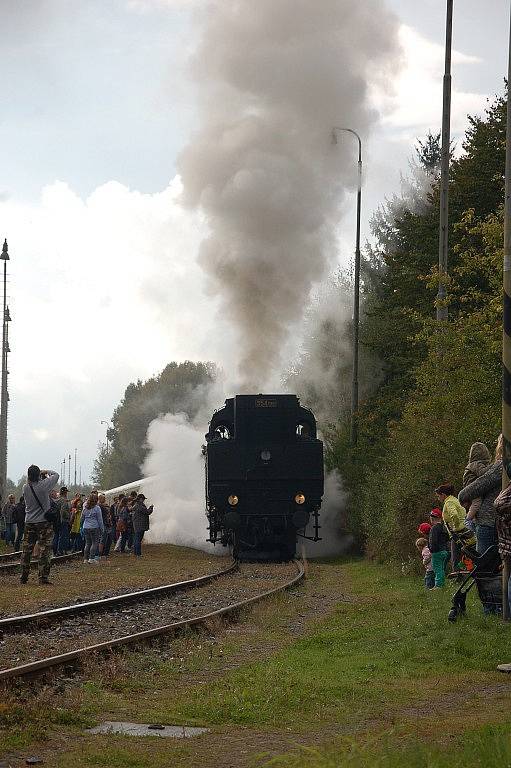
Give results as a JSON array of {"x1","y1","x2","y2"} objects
[
  {"x1": 131, "y1": 494, "x2": 153, "y2": 557},
  {"x1": 2, "y1": 494, "x2": 17, "y2": 548},
  {"x1": 429, "y1": 508, "x2": 449, "y2": 588},
  {"x1": 13, "y1": 497, "x2": 26, "y2": 551},
  {"x1": 98, "y1": 493, "x2": 114, "y2": 557}
]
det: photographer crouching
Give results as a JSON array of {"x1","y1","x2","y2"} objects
[{"x1": 21, "y1": 465, "x2": 59, "y2": 585}]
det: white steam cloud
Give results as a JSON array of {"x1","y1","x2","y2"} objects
[
  {"x1": 178, "y1": 0, "x2": 400, "y2": 390},
  {"x1": 143, "y1": 0, "x2": 401, "y2": 554}
]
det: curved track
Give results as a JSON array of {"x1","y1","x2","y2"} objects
[{"x1": 0, "y1": 560, "x2": 304, "y2": 682}]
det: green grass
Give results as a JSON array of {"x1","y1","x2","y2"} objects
[
  {"x1": 262, "y1": 724, "x2": 511, "y2": 767},
  {"x1": 2, "y1": 559, "x2": 511, "y2": 768},
  {"x1": 144, "y1": 561, "x2": 510, "y2": 729}
]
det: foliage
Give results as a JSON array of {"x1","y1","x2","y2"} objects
[
  {"x1": 328, "y1": 91, "x2": 507, "y2": 557},
  {"x1": 92, "y1": 360, "x2": 216, "y2": 488}
]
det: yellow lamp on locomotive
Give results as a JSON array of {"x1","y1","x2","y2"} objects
[
  {"x1": 294, "y1": 493, "x2": 306, "y2": 505},
  {"x1": 228, "y1": 494, "x2": 239, "y2": 506}
]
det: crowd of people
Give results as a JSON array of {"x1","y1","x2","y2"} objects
[
  {"x1": 415, "y1": 436, "x2": 511, "y2": 612},
  {"x1": 0, "y1": 465, "x2": 154, "y2": 585}
]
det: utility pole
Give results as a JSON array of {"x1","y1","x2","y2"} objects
[
  {"x1": 501, "y1": 2, "x2": 511, "y2": 625},
  {"x1": 68, "y1": 453, "x2": 71, "y2": 486},
  {"x1": 0, "y1": 239, "x2": 10, "y2": 503},
  {"x1": 74, "y1": 448, "x2": 77, "y2": 489},
  {"x1": 79, "y1": 466, "x2": 82, "y2": 487},
  {"x1": 332, "y1": 127, "x2": 362, "y2": 446},
  {"x1": 436, "y1": 0, "x2": 453, "y2": 320},
  {"x1": 63, "y1": 456, "x2": 66, "y2": 485}
]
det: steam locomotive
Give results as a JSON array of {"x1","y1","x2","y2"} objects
[{"x1": 205, "y1": 394, "x2": 324, "y2": 561}]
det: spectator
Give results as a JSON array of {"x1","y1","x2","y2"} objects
[
  {"x1": 0, "y1": 499, "x2": 5, "y2": 541},
  {"x1": 458, "y1": 435, "x2": 503, "y2": 554},
  {"x1": 2, "y1": 494, "x2": 17, "y2": 548},
  {"x1": 98, "y1": 493, "x2": 114, "y2": 557},
  {"x1": 69, "y1": 494, "x2": 83, "y2": 552},
  {"x1": 428, "y1": 508, "x2": 449, "y2": 589},
  {"x1": 416, "y1": 537, "x2": 434, "y2": 590},
  {"x1": 435, "y1": 483, "x2": 470, "y2": 572},
  {"x1": 54, "y1": 487, "x2": 71, "y2": 555},
  {"x1": 21, "y1": 466, "x2": 59, "y2": 585},
  {"x1": 81, "y1": 493, "x2": 104, "y2": 564},
  {"x1": 462, "y1": 442, "x2": 491, "y2": 532},
  {"x1": 117, "y1": 497, "x2": 132, "y2": 553},
  {"x1": 131, "y1": 494, "x2": 153, "y2": 557},
  {"x1": 13, "y1": 496, "x2": 25, "y2": 550}
]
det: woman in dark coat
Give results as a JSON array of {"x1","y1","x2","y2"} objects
[
  {"x1": 458, "y1": 436, "x2": 503, "y2": 554},
  {"x1": 131, "y1": 494, "x2": 153, "y2": 557}
]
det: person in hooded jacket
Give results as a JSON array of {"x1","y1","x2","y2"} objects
[
  {"x1": 459, "y1": 435, "x2": 503, "y2": 555},
  {"x1": 462, "y1": 442, "x2": 492, "y2": 532},
  {"x1": 131, "y1": 494, "x2": 153, "y2": 556},
  {"x1": 13, "y1": 497, "x2": 26, "y2": 551}
]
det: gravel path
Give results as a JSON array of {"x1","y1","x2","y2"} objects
[{"x1": 0, "y1": 563, "x2": 297, "y2": 670}]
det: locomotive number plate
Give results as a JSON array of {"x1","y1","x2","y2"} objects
[{"x1": 255, "y1": 398, "x2": 278, "y2": 408}]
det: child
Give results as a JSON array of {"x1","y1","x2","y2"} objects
[
  {"x1": 435, "y1": 484, "x2": 474, "y2": 573},
  {"x1": 417, "y1": 522, "x2": 432, "y2": 537},
  {"x1": 428, "y1": 508, "x2": 449, "y2": 588},
  {"x1": 416, "y1": 537, "x2": 434, "y2": 589},
  {"x1": 462, "y1": 442, "x2": 491, "y2": 532}
]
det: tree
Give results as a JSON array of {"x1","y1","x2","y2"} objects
[{"x1": 93, "y1": 360, "x2": 217, "y2": 488}]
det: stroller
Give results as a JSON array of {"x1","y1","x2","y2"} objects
[{"x1": 448, "y1": 540, "x2": 502, "y2": 622}]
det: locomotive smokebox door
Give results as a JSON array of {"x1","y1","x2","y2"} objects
[{"x1": 205, "y1": 394, "x2": 324, "y2": 562}]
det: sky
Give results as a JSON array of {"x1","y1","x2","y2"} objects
[{"x1": 0, "y1": 0, "x2": 509, "y2": 483}]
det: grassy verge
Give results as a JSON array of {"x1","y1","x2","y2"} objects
[{"x1": 1, "y1": 558, "x2": 510, "y2": 767}]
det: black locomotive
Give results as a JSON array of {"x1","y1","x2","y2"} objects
[{"x1": 205, "y1": 394, "x2": 324, "y2": 561}]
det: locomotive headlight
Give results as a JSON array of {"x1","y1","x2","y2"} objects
[
  {"x1": 295, "y1": 493, "x2": 306, "y2": 505},
  {"x1": 261, "y1": 449, "x2": 271, "y2": 461},
  {"x1": 228, "y1": 494, "x2": 239, "y2": 506}
]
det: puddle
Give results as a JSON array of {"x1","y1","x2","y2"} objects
[{"x1": 88, "y1": 721, "x2": 209, "y2": 738}]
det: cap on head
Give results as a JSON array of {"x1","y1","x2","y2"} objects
[
  {"x1": 417, "y1": 522, "x2": 432, "y2": 535},
  {"x1": 60, "y1": 486, "x2": 68, "y2": 494},
  {"x1": 137, "y1": 493, "x2": 146, "y2": 501},
  {"x1": 430, "y1": 508, "x2": 442, "y2": 519}
]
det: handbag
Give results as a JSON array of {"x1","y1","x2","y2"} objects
[{"x1": 29, "y1": 483, "x2": 59, "y2": 524}]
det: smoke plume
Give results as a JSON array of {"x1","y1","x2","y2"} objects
[{"x1": 178, "y1": 0, "x2": 399, "y2": 389}]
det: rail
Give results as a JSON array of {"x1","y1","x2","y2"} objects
[{"x1": 0, "y1": 560, "x2": 304, "y2": 681}]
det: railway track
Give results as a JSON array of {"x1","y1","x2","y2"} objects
[
  {"x1": 0, "y1": 560, "x2": 304, "y2": 682},
  {"x1": 0, "y1": 549, "x2": 22, "y2": 562},
  {"x1": 0, "y1": 551, "x2": 82, "y2": 574}
]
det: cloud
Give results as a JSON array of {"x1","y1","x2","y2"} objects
[
  {"x1": 0, "y1": 176, "x2": 227, "y2": 480},
  {"x1": 373, "y1": 24, "x2": 487, "y2": 140},
  {"x1": 32, "y1": 429, "x2": 50, "y2": 442}
]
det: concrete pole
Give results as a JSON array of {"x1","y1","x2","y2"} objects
[
  {"x1": 0, "y1": 240, "x2": 10, "y2": 503},
  {"x1": 501, "y1": 4, "x2": 511, "y2": 624},
  {"x1": 332, "y1": 127, "x2": 362, "y2": 445},
  {"x1": 436, "y1": 0, "x2": 453, "y2": 321}
]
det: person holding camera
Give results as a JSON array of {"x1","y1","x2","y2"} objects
[{"x1": 21, "y1": 465, "x2": 59, "y2": 585}]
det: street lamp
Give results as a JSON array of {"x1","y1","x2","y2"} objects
[
  {"x1": 101, "y1": 420, "x2": 110, "y2": 456},
  {"x1": 332, "y1": 126, "x2": 362, "y2": 446},
  {"x1": 436, "y1": 0, "x2": 453, "y2": 320}
]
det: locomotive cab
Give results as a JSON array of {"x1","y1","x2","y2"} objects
[{"x1": 205, "y1": 394, "x2": 324, "y2": 561}]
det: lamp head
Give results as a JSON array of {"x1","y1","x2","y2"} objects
[{"x1": 1, "y1": 239, "x2": 9, "y2": 262}]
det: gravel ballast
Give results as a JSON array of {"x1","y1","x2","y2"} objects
[{"x1": 0, "y1": 563, "x2": 297, "y2": 671}]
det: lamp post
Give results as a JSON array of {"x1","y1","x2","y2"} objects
[
  {"x1": 0, "y1": 238, "x2": 10, "y2": 504},
  {"x1": 436, "y1": 0, "x2": 453, "y2": 321},
  {"x1": 101, "y1": 420, "x2": 110, "y2": 456},
  {"x1": 332, "y1": 127, "x2": 362, "y2": 446}
]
